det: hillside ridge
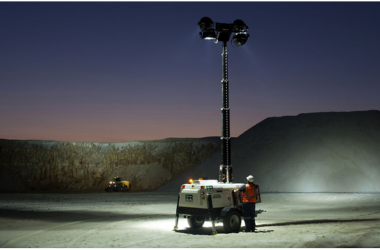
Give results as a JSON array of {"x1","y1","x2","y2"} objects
[{"x1": 158, "y1": 110, "x2": 380, "y2": 192}]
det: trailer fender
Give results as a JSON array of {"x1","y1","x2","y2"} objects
[{"x1": 220, "y1": 206, "x2": 242, "y2": 217}]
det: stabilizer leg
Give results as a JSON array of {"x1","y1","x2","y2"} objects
[
  {"x1": 174, "y1": 193, "x2": 180, "y2": 231},
  {"x1": 207, "y1": 194, "x2": 217, "y2": 235}
]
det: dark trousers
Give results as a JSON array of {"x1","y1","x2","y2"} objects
[{"x1": 242, "y1": 203, "x2": 256, "y2": 231}]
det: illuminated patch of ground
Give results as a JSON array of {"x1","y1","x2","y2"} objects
[{"x1": 0, "y1": 192, "x2": 379, "y2": 247}]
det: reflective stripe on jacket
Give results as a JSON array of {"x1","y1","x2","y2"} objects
[{"x1": 242, "y1": 183, "x2": 256, "y2": 203}]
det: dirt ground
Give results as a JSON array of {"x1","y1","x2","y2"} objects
[{"x1": 0, "y1": 192, "x2": 379, "y2": 248}]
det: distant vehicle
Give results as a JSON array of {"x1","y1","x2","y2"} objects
[{"x1": 106, "y1": 176, "x2": 130, "y2": 192}]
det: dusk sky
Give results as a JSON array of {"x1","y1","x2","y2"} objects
[{"x1": 1, "y1": 2, "x2": 380, "y2": 142}]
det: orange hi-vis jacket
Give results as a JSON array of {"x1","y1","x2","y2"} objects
[{"x1": 242, "y1": 183, "x2": 257, "y2": 203}]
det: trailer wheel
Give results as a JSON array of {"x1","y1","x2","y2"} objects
[
  {"x1": 187, "y1": 216, "x2": 205, "y2": 228},
  {"x1": 223, "y1": 210, "x2": 241, "y2": 233}
]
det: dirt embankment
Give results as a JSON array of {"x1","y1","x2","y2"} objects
[
  {"x1": 159, "y1": 110, "x2": 380, "y2": 193},
  {"x1": 0, "y1": 138, "x2": 220, "y2": 192}
]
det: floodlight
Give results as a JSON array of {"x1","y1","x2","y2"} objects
[
  {"x1": 232, "y1": 19, "x2": 248, "y2": 32},
  {"x1": 232, "y1": 32, "x2": 249, "y2": 46},
  {"x1": 199, "y1": 31, "x2": 216, "y2": 40},
  {"x1": 198, "y1": 17, "x2": 214, "y2": 31}
]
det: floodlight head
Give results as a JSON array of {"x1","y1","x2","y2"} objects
[
  {"x1": 199, "y1": 31, "x2": 217, "y2": 40},
  {"x1": 232, "y1": 19, "x2": 248, "y2": 32},
  {"x1": 232, "y1": 32, "x2": 249, "y2": 46},
  {"x1": 198, "y1": 17, "x2": 214, "y2": 31}
]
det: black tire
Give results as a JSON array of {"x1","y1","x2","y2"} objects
[
  {"x1": 223, "y1": 210, "x2": 241, "y2": 233},
  {"x1": 187, "y1": 216, "x2": 205, "y2": 228}
]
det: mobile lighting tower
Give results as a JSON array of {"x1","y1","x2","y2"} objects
[{"x1": 173, "y1": 17, "x2": 264, "y2": 235}]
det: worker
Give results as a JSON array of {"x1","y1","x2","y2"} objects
[{"x1": 238, "y1": 175, "x2": 257, "y2": 232}]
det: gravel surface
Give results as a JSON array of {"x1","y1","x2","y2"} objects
[{"x1": 1, "y1": 192, "x2": 380, "y2": 247}]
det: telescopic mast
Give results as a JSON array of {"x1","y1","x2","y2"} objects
[{"x1": 198, "y1": 17, "x2": 249, "y2": 184}]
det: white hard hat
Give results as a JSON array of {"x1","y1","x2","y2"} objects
[{"x1": 246, "y1": 175, "x2": 254, "y2": 183}]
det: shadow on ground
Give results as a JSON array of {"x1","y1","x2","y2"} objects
[
  {"x1": 174, "y1": 218, "x2": 380, "y2": 235},
  {"x1": 175, "y1": 226, "x2": 274, "y2": 235},
  {"x1": 258, "y1": 218, "x2": 380, "y2": 227},
  {"x1": 0, "y1": 209, "x2": 174, "y2": 224}
]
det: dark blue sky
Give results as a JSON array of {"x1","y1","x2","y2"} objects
[{"x1": 1, "y1": 2, "x2": 380, "y2": 142}]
